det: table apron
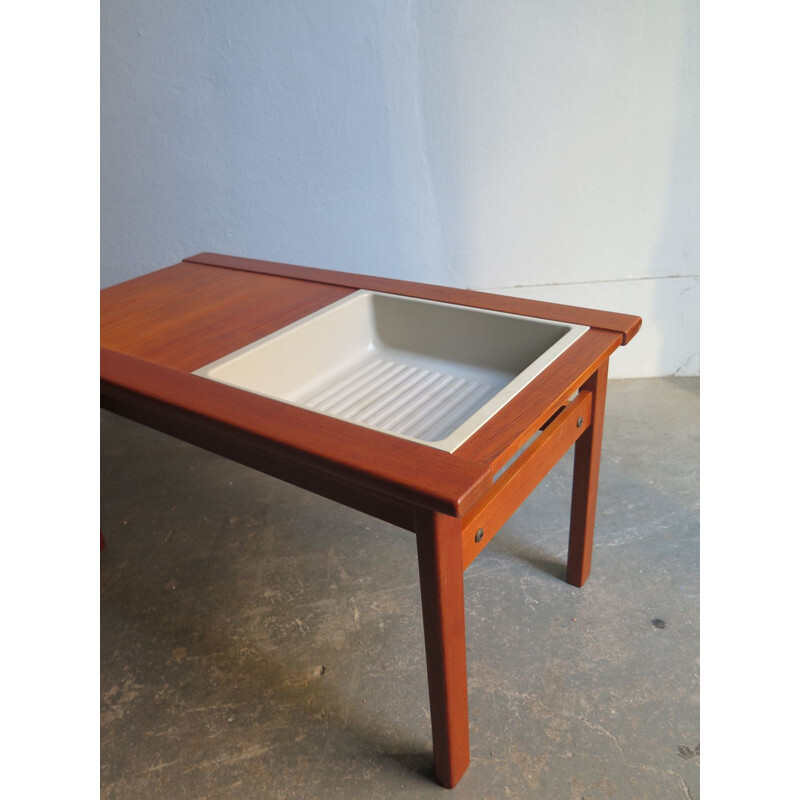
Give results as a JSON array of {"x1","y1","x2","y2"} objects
[
  {"x1": 101, "y1": 382, "x2": 417, "y2": 532},
  {"x1": 102, "y1": 381, "x2": 594, "y2": 561}
]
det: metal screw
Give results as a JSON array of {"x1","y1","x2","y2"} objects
[
  {"x1": 475, "y1": 528, "x2": 484, "y2": 543},
  {"x1": 577, "y1": 417, "x2": 583, "y2": 428}
]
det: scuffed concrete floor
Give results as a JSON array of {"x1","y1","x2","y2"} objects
[{"x1": 101, "y1": 377, "x2": 699, "y2": 799}]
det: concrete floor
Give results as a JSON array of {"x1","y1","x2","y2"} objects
[{"x1": 101, "y1": 377, "x2": 699, "y2": 799}]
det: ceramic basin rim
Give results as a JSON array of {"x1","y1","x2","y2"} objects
[{"x1": 192, "y1": 290, "x2": 589, "y2": 452}]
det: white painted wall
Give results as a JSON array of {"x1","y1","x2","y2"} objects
[{"x1": 101, "y1": 0, "x2": 698, "y2": 377}]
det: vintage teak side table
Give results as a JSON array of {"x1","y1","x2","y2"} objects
[{"x1": 100, "y1": 253, "x2": 641, "y2": 788}]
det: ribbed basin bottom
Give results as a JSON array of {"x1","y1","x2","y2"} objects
[{"x1": 297, "y1": 356, "x2": 502, "y2": 443}]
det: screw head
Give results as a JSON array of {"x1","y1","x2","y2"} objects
[
  {"x1": 577, "y1": 417, "x2": 583, "y2": 428},
  {"x1": 475, "y1": 528, "x2": 484, "y2": 543}
]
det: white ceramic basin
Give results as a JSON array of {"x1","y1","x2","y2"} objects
[{"x1": 194, "y1": 291, "x2": 588, "y2": 452}]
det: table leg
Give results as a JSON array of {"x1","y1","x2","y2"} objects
[
  {"x1": 566, "y1": 360, "x2": 609, "y2": 587},
  {"x1": 414, "y1": 509, "x2": 470, "y2": 788}
]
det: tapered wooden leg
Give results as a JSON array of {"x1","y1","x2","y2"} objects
[
  {"x1": 415, "y1": 509, "x2": 470, "y2": 789},
  {"x1": 566, "y1": 360, "x2": 609, "y2": 587}
]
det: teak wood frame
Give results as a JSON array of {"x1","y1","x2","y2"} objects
[{"x1": 100, "y1": 254, "x2": 639, "y2": 789}]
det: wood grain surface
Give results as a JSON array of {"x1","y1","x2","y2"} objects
[
  {"x1": 566, "y1": 361, "x2": 610, "y2": 587},
  {"x1": 101, "y1": 261, "x2": 354, "y2": 371},
  {"x1": 183, "y1": 252, "x2": 642, "y2": 344},
  {"x1": 415, "y1": 509, "x2": 471, "y2": 788}
]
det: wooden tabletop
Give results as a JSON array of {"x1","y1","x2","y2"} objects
[{"x1": 101, "y1": 253, "x2": 640, "y2": 517}]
